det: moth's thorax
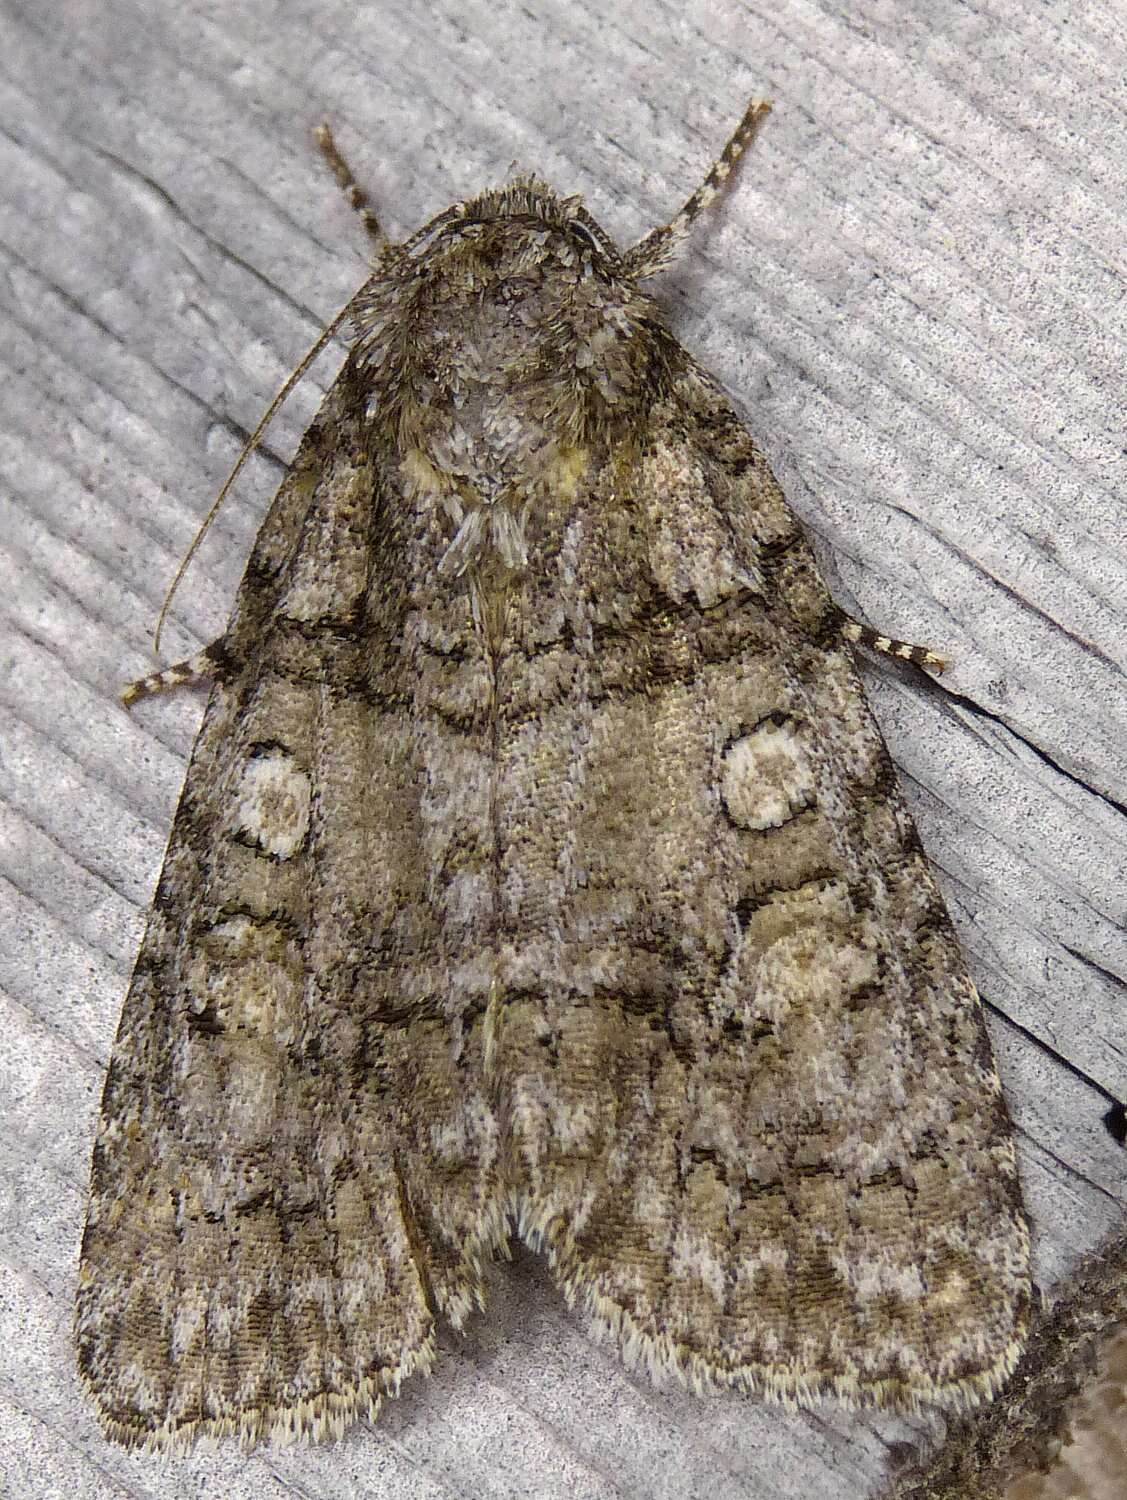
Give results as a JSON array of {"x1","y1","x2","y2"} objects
[{"x1": 353, "y1": 184, "x2": 659, "y2": 578}]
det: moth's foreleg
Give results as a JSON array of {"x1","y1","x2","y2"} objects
[
  {"x1": 121, "y1": 640, "x2": 235, "y2": 708},
  {"x1": 313, "y1": 122, "x2": 387, "y2": 253},
  {"x1": 624, "y1": 98, "x2": 772, "y2": 278}
]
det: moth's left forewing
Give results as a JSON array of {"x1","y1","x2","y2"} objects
[
  {"x1": 494, "y1": 351, "x2": 1029, "y2": 1408},
  {"x1": 677, "y1": 362, "x2": 1031, "y2": 1400}
]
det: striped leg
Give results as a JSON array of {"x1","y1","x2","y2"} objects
[
  {"x1": 839, "y1": 615, "x2": 947, "y2": 673},
  {"x1": 624, "y1": 97, "x2": 772, "y2": 277},
  {"x1": 122, "y1": 642, "x2": 233, "y2": 708}
]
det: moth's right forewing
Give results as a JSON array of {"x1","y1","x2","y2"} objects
[{"x1": 77, "y1": 363, "x2": 506, "y2": 1450}]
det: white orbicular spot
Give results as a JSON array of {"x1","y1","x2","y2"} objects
[
  {"x1": 721, "y1": 718, "x2": 816, "y2": 830},
  {"x1": 230, "y1": 748, "x2": 312, "y2": 859}
]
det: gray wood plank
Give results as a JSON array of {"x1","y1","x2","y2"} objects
[{"x1": 2, "y1": 0, "x2": 1124, "y2": 1495}]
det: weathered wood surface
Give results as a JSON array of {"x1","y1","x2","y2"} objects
[{"x1": 2, "y1": 0, "x2": 1124, "y2": 1495}]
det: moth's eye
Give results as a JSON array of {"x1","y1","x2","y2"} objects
[
  {"x1": 569, "y1": 222, "x2": 601, "y2": 254},
  {"x1": 411, "y1": 217, "x2": 480, "y2": 258}
]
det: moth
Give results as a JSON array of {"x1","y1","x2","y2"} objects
[{"x1": 77, "y1": 100, "x2": 1030, "y2": 1451}]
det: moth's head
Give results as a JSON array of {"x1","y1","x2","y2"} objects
[{"x1": 386, "y1": 175, "x2": 625, "y2": 284}]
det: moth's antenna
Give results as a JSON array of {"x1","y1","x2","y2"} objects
[
  {"x1": 153, "y1": 296, "x2": 359, "y2": 658},
  {"x1": 623, "y1": 98, "x2": 771, "y2": 279}
]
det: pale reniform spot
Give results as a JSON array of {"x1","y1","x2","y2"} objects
[{"x1": 721, "y1": 719, "x2": 816, "y2": 830}]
